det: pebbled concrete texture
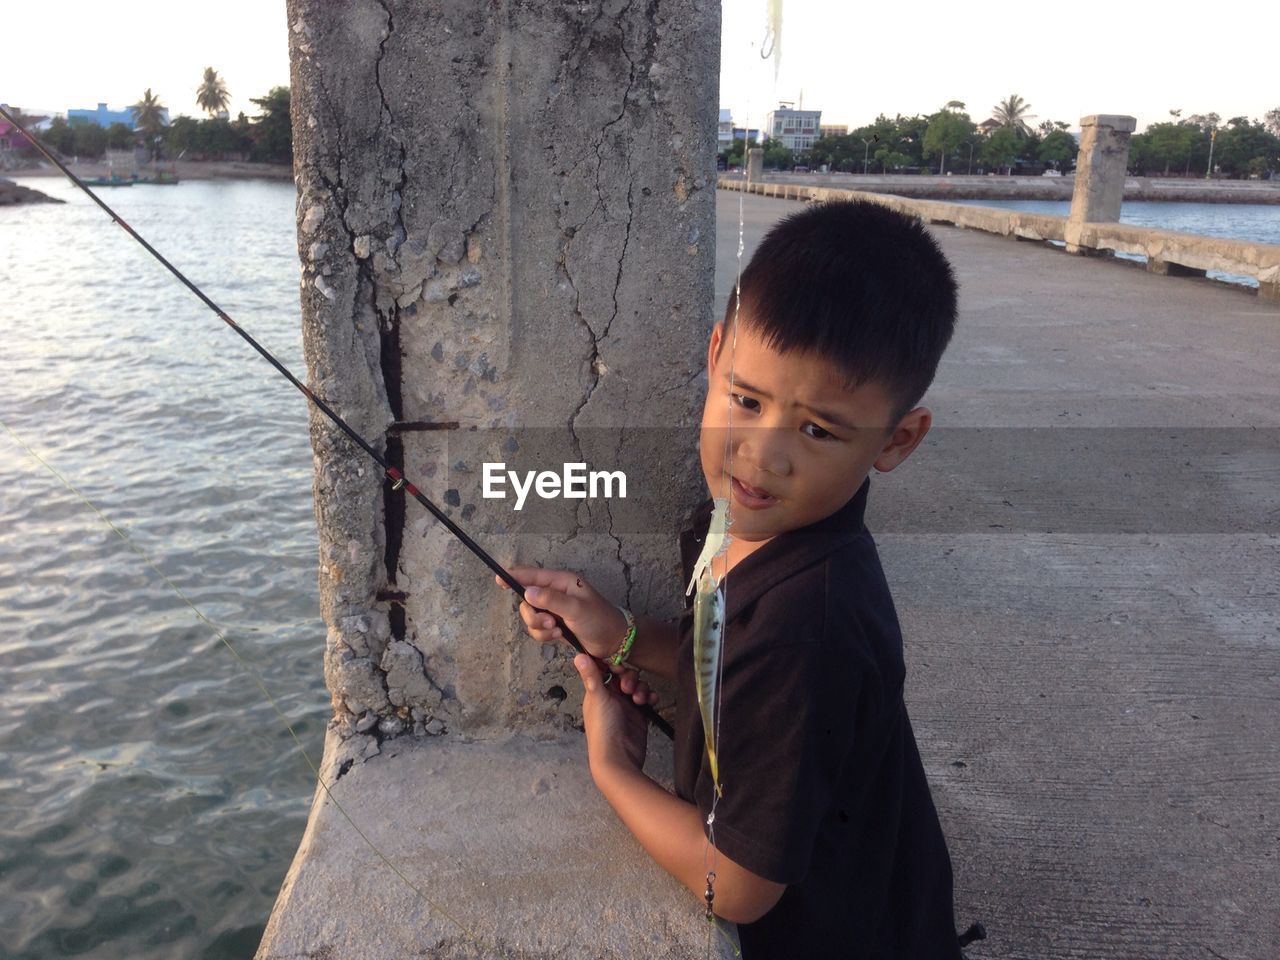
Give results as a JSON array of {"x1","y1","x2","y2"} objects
[
  {"x1": 257, "y1": 727, "x2": 739, "y2": 959},
  {"x1": 286, "y1": 0, "x2": 718, "y2": 740}
]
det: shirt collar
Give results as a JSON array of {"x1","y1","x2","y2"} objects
[{"x1": 680, "y1": 477, "x2": 871, "y2": 623}]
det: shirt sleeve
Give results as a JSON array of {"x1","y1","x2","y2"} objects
[{"x1": 696, "y1": 616, "x2": 862, "y2": 885}]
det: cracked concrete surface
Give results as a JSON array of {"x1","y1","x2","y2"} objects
[{"x1": 286, "y1": 0, "x2": 717, "y2": 739}]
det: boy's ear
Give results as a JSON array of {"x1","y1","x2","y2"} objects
[
  {"x1": 873, "y1": 407, "x2": 932, "y2": 473},
  {"x1": 707, "y1": 321, "x2": 725, "y2": 375}
]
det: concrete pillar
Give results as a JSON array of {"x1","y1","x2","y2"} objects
[
  {"x1": 289, "y1": 0, "x2": 716, "y2": 740},
  {"x1": 1146, "y1": 258, "x2": 1205, "y2": 279},
  {"x1": 1260, "y1": 268, "x2": 1280, "y2": 302},
  {"x1": 1065, "y1": 114, "x2": 1136, "y2": 254},
  {"x1": 265, "y1": 2, "x2": 735, "y2": 955},
  {"x1": 746, "y1": 146, "x2": 763, "y2": 183}
]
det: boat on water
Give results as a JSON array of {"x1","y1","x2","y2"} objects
[
  {"x1": 83, "y1": 174, "x2": 134, "y2": 187},
  {"x1": 81, "y1": 167, "x2": 180, "y2": 187}
]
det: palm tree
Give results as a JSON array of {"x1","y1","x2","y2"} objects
[
  {"x1": 196, "y1": 67, "x2": 231, "y2": 117},
  {"x1": 992, "y1": 94, "x2": 1035, "y2": 135},
  {"x1": 132, "y1": 88, "x2": 167, "y2": 136}
]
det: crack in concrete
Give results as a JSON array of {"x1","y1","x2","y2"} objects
[{"x1": 566, "y1": 1, "x2": 641, "y2": 453}]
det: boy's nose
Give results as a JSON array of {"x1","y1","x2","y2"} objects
[{"x1": 736, "y1": 428, "x2": 791, "y2": 477}]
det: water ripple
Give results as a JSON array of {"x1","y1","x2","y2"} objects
[{"x1": 1, "y1": 178, "x2": 326, "y2": 960}]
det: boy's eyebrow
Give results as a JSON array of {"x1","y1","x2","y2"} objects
[{"x1": 732, "y1": 376, "x2": 860, "y2": 431}]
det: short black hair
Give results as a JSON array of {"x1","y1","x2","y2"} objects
[{"x1": 724, "y1": 199, "x2": 958, "y2": 424}]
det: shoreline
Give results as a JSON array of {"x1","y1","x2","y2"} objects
[
  {"x1": 6, "y1": 158, "x2": 294, "y2": 183},
  {"x1": 725, "y1": 172, "x2": 1280, "y2": 205}
]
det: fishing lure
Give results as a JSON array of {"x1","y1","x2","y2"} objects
[{"x1": 686, "y1": 496, "x2": 731, "y2": 797}]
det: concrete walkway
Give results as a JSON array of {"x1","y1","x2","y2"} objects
[{"x1": 714, "y1": 192, "x2": 1279, "y2": 959}]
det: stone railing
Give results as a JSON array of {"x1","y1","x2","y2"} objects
[{"x1": 717, "y1": 178, "x2": 1280, "y2": 302}]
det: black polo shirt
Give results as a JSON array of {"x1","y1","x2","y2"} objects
[{"x1": 674, "y1": 478, "x2": 962, "y2": 959}]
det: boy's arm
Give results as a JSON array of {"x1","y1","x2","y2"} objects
[
  {"x1": 572, "y1": 656, "x2": 785, "y2": 925},
  {"x1": 623, "y1": 614, "x2": 680, "y2": 682}
]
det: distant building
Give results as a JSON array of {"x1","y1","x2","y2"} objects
[
  {"x1": 718, "y1": 109, "x2": 734, "y2": 147},
  {"x1": 819, "y1": 124, "x2": 848, "y2": 139},
  {"x1": 68, "y1": 102, "x2": 170, "y2": 130},
  {"x1": 0, "y1": 106, "x2": 49, "y2": 151},
  {"x1": 732, "y1": 126, "x2": 760, "y2": 144},
  {"x1": 977, "y1": 117, "x2": 1003, "y2": 136},
  {"x1": 765, "y1": 104, "x2": 822, "y2": 151}
]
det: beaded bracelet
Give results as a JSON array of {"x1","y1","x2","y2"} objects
[{"x1": 608, "y1": 606, "x2": 637, "y2": 666}]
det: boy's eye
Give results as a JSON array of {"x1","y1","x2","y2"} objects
[
  {"x1": 802, "y1": 422, "x2": 836, "y2": 441},
  {"x1": 732, "y1": 393, "x2": 760, "y2": 413}
]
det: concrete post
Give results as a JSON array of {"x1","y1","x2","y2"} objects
[
  {"x1": 289, "y1": 0, "x2": 717, "y2": 740},
  {"x1": 746, "y1": 146, "x2": 763, "y2": 184},
  {"x1": 1065, "y1": 114, "x2": 1136, "y2": 253},
  {"x1": 262, "y1": 2, "x2": 737, "y2": 956}
]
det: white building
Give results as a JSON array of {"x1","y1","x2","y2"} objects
[
  {"x1": 765, "y1": 105, "x2": 822, "y2": 151},
  {"x1": 718, "y1": 108, "x2": 734, "y2": 147}
]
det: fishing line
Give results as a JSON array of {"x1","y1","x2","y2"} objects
[
  {"x1": 0, "y1": 416, "x2": 497, "y2": 956},
  {"x1": 0, "y1": 104, "x2": 672, "y2": 742}
]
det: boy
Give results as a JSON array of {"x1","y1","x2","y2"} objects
[{"x1": 502, "y1": 200, "x2": 966, "y2": 957}]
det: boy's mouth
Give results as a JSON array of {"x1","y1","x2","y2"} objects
[{"x1": 730, "y1": 476, "x2": 777, "y2": 509}]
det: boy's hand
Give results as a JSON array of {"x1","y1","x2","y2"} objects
[
  {"x1": 573, "y1": 654, "x2": 654, "y2": 774},
  {"x1": 496, "y1": 566, "x2": 628, "y2": 662}
]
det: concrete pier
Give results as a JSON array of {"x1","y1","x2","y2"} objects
[
  {"x1": 717, "y1": 193, "x2": 1279, "y2": 959},
  {"x1": 1066, "y1": 115, "x2": 1137, "y2": 253}
]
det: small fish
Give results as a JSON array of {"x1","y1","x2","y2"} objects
[{"x1": 687, "y1": 497, "x2": 731, "y2": 797}]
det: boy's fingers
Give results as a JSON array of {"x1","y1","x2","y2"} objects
[
  {"x1": 523, "y1": 585, "x2": 587, "y2": 624},
  {"x1": 507, "y1": 566, "x2": 591, "y2": 596},
  {"x1": 573, "y1": 654, "x2": 599, "y2": 693}
]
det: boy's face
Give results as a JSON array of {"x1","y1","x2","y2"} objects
[{"x1": 700, "y1": 318, "x2": 930, "y2": 543}]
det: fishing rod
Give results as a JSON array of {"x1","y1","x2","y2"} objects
[{"x1": 1, "y1": 104, "x2": 674, "y2": 741}]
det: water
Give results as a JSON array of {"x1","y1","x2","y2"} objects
[
  {"x1": 0, "y1": 177, "x2": 327, "y2": 959},
  {"x1": 954, "y1": 199, "x2": 1280, "y2": 286}
]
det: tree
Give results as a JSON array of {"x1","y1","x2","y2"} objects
[
  {"x1": 923, "y1": 108, "x2": 973, "y2": 174},
  {"x1": 979, "y1": 127, "x2": 1021, "y2": 174},
  {"x1": 196, "y1": 67, "x2": 231, "y2": 117},
  {"x1": 874, "y1": 146, "x2": 910, "y2": 173},
  {"x1": 71, "y1": 122, "x2": 107, "y2": 159},
  {"x1": 1186, "y1": 112, "x2": 1221, "y2": 134},
  {"x1": 992, "y1": 94, "x2": 1035, "y2": 135},
  {"x1": 761, "y1": 137, "x2": 793, "y2": 170},
  {"x1": 718, "y1": 136, "x2": 748, "y2": 169},
  {"x1": 1214, "y1": 117, "x2": 1280, "y2": 178},
  {"x1": 1038, "y1": 129, "x2": 1077, "y2": 170},
  {"x1": 106, "y1": 122, "x2": 134, "y2": 150},
  {"x1": 43, "y1": 116, "x2": 75, "y2": 156},
  {"x1": 166, "y1": 115, "x2": 202, "y2": 157},
  {"x1": 808, "y1": 134, "x2": 865, "y2": 172},
  {"x1": 249, "y1": 86, "x2": 292, "y2": 163},
  {"x1": 1265, "y1": 107, "x2": 1280, "y2": 137},
  {"x1": 132, "y1": 88, "x2": 167, "y2": 136},
  {"x1": 1129, "y1": 121, "x2": 1201, "y2": 175}
]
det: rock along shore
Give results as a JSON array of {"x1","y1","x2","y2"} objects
[{"x1": 0, "y1": 178, "x2": 63, "y2": 205}]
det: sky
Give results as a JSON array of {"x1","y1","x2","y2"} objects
[{"x1": 5, "y1": 0, "x2": 1276, "y2": 132}]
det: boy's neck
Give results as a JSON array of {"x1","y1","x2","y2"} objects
[{"x1": 712, "y1": 534, "x2": 772, "y2": 581}]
